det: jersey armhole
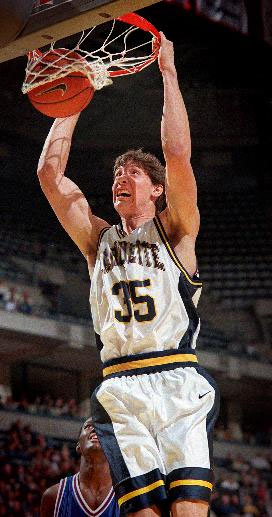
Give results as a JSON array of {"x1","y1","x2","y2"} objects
[
  {"x1": 95, "y1": 227, "x2": 111, "y2": 257},
  {"x1": 54, "y1": 478, "x2": 67, "y2": 517},
  {"x1": 88, "y1": 226, "x2": 111, "y2": 280}
]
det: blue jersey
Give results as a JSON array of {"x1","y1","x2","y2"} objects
[{"x1": 55, "y1": 473, "x2": 120, "y2": 517}]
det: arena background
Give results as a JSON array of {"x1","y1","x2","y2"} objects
[{"x1": 0, "y1": 1, "x2": 272, "y2": 515}]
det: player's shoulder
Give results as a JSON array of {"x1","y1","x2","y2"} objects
[
  {"x1": 42, "y1": 482, "x2": 60, "y2": 499},
  {"x1": 159, "y1": 206, "x2": 199, "y2": 241},
  {"x1": 40, "y1": 483, "x2": 60, "y2": 516},
  {"x1": 89, "y1": 215, "x2": 111, "y2": 243}
]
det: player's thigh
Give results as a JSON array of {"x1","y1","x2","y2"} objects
[
  {"x1": 92, "y1": 376, "x2": 166, "y2": 475},
  {"x1": 171, "y1": 499, "x2": 209, "y2": 517}
]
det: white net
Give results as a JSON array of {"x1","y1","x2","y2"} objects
[{"x1": 22, "y1": 15, "x2": 160, "y2": 95}]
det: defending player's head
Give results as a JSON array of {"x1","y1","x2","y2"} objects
[
  {"x1": 76, "y1": 417, "x2": 103, "y2": 458},
  {"x1": 112, "y1": 149, "x2": 165, "y2": 217}
]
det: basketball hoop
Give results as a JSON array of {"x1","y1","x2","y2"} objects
[{"x1": 22, "y1": 13, "x2": 161, "y2": 95}]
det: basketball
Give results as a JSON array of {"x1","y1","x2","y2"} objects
[{"x1": 27, "y1": 49, "x2": 94, "y2": 118}]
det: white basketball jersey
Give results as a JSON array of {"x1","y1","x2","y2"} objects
[{"x1": 90, "y1": 217, "x2": 202, "y2": 363}]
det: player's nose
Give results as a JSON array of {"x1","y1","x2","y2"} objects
[
  {"x1": 115, "y1": 173, "x2": 128, "y2": 185},
  {"x1": 119, "y1": 175, "x2": 128, "y2": 183}
]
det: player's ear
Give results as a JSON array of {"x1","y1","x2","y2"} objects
[
  {"x1": 76, "y1": 442, "x2": 81, "y2": 454},
  {"x1": 152, "y1": 184, "x2": 164, "y2": 199}
]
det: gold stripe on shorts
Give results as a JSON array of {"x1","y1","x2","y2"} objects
[
  {"x1": 118, "y1": 480, "x2": 165, "y2": 507},
  {"x1": 170, "y1": 479, "x2": 213, "y2": 490},
  {"x1": 103, "y1": 353, "x2": 198, "y2": 377}
]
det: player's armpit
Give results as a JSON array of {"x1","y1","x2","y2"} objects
[{"x1": 40, "y1": 484, "x2": 59, "y2": 517}]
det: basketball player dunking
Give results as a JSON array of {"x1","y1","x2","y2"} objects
[
  {"x1": 38, "y1": 33, "x2": 219, "y2": 517},
  {"x1": 40, "y1": 417, "x2": 120, "y2": 517}
]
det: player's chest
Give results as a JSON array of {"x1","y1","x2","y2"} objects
[
  {"x1": 76, "y1": 487, "x2": 112, "y2": 512},
  {"x1": 98, "y1": 237, "x2": 167, "y2": 276}
]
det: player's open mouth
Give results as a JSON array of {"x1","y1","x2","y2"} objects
[{"x1": 116, "y1": 191, "x2": 131, "y2": 199}]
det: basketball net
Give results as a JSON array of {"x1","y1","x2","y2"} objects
[{"x1": 22, "y1": 13, "x2": 161, "y2": 95}]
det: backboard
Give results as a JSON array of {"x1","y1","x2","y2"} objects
[{"x1": 0, "y1": 0, "x2": 161, "y2": 63}]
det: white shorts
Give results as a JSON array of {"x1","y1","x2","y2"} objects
[{"x1": 91, "y1": 349, "x2": 219, "y2": 514}]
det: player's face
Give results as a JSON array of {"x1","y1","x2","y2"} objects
[
  {"x1": 77, "y1": 418, "x2": 101, "y2": 455},
  {"x1": 112, "y1": 162, "x2": 158, "y2": 216}
]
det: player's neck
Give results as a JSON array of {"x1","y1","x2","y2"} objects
[
  {"x1": 121, "y1": 211, "x2": 155, "y2": 234},
  {"x1": 79, "y1": 455, "x2": 111, "y2": 487}
]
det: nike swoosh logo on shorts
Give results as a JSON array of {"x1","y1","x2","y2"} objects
[
  {"x1": 36, "y1": 83, "x2": 67, "y2": 96},
  {"x1": 199, "y1": 391, "x2": 211, "y2": 399}
]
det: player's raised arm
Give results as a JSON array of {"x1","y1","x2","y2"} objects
[
  {"x1": 159, "y1": 33, "x2": 200, "y2": 240},
  {"x1": 37, "y1": 114, "x2": 109, "y2": 262}
]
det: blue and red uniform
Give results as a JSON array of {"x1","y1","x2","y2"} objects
[{"x1": 54, "y1": 473, "x2": 120, "y2": 517}]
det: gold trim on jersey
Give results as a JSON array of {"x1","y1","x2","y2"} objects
[
  {"x1": 170, "y1": 479, "x2": 213, "y2": 490},
  {"x1": 118, "y1": 480, "x2": 165, "y2": 507},
  {"x1": 155, "y1": 217, "x2": 202, "y2": 287},
  {"x1": 103, "y1": 353, "x2": 198, "y2": 377}
]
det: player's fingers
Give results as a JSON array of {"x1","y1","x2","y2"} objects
[
  {"x1": 159, "y1": 31, "x2": 173, "y2": 45},
  {"x1": 159, "y1": 31, "x2": 169, "y2": 46}
]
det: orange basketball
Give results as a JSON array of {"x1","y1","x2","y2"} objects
[{"x1": 27, "y1": 49, "x2": 94, "y2": 118}]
